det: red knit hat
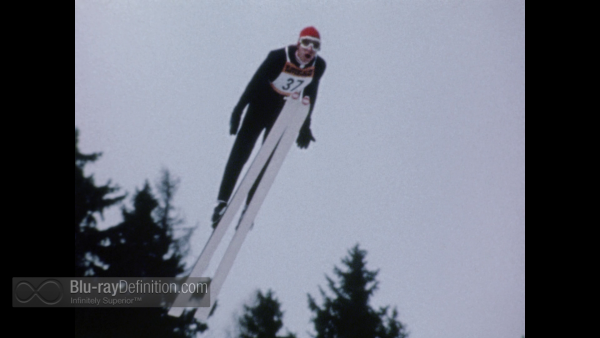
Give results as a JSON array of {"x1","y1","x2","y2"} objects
[{"x1": 299, "y1": 26, "x2": 320, "y2": 41}]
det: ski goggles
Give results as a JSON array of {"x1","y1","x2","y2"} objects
[{"x1": 299, "y1": 37, "x2": 321, "y2": 51}]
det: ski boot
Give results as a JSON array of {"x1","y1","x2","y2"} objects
[{"x1": 211, "y1": 200, "x2": 227, "y2": 229}]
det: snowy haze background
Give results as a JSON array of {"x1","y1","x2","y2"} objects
[{"x1": 75, "y1": 1, "x2": 525, "y2": 337}]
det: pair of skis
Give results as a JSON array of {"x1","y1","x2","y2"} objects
[{"x1": 168, "y1": 96, "x2": 310, "y2": 321}]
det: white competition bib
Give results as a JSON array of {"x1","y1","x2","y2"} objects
[{"x1": 270, "y1": 46, "x2": 315, "y2": 96}]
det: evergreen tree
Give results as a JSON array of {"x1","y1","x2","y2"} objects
[
  {"x1": 74, "y1": 129, "x2": 206, "y2": 337},
  {"x1": 94, "y1": 181, "x2": 184, "y2": 277},
  {"x1": 155, "y1": 168, "x2": 195, "y2": 267},
  {"x1": 75, "y1": 128, "x2": 125, "y2": 276},
  {"x1": 307, "y1": 245, "x2": 408, "y2": 338},
  {"x1": 237, "y1": 290, "x2": 296, "y2": 338}
]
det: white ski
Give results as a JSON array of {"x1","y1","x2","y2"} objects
[
  {"x1": 168, "y1": 97, "x2": 308, "y2": 317},
  {"x1": 193, "y1": 98, "x2": 310, "y2": 321}
]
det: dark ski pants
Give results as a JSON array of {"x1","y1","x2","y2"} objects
[{"x1": 217, "y1": 110, "x2": 280, "y2": 206}]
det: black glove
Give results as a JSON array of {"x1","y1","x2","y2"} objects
[
  {"x1": 230, "y1": 107, "x2": 243, "y2": 135},
  {"x1": 296, "y1": 125, "x2": 316, "y2": 149}
]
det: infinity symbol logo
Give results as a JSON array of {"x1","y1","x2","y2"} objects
[{"x1": 15, "y1": 280, "x2": 63, "y2": 305}]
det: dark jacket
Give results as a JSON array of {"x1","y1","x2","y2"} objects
[{"x1": 232, "y1": 45, "x2": 326, "y2": 131}]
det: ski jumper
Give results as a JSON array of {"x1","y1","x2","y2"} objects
[{"x1": 217, "y1": 45, "x2": 326, "y2": 203}]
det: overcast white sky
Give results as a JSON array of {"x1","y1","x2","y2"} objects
[{"x1": 75, "y1": 1, "x2": 525, "y2": 337}]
